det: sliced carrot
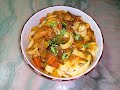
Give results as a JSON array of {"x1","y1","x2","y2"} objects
[
  {"x1": 31, "y1": 59, "x2": 38, "y2": 68},
  {"x1": 33, "y1": 57, "x2": 44, "y2": 69},
  {"x1": 40, "y1": 17, "x2": 45, "y2": 23},
  {"x1": 46, "y1": 54, "x2": 60, "y2": 68},
  {"x1": 47, "y1": 54, "x2": 56, "y2": 66},
  {"x1": 34, "y1": 57, "x2": 41, "y2": 67},
  {"x1": 51, "y1": 61, "x2": 60, "y2": 68}
]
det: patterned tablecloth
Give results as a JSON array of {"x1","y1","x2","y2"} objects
[{"x1": 0, "y1": 0, "x2": 120, "y2": 90}]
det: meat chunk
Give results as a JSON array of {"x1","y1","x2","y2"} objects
[{"x1": 33, "y1": 26, "x2": 55, "y2": 41}]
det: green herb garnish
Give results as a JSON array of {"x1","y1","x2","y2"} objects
[
  {"x1": 82, "y1": 43, "x2": 90, "y2": 49},
  {"x1": 62, "y1": 22, "x2": 67, "y2": 29},
  {"x1": 48, "y1": 40, "x2": 54, "y2": 46},
  {"x1": 50, "y1": 44, "x2": 58, "y2": 56},
  {"x1": 62, "y1": 53, "x2": 69, "y2": 60},
  {"x1": 60, "y1": 29, "x2": 66, "y2": 36},
  {"x1": 48, "y1": 22, "x2": 57, "y2": 27},
  {"x1": 74, "y1": 34, "x2": 81, "y2": 40},
  {"x1": 48, "y1": 37, "x2": 59, "y2": 55}
]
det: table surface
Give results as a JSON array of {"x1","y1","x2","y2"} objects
[{"x1": 0, "y1": 0, "x2": 120, "y2": 90}]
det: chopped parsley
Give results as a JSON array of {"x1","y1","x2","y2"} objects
[
  {"x1": 74, "y1": 34, "x2": 81, "y2": 40},
  {"x1": 48, "y1": 22, "x2": 57, "y2": 27},
  {"x1": 48, "y1": 37, "x2": 59, "y2": 56},
  {"x1": 62, "y1": 53, "x2": 69, "y2": 60},
  {"x1": 62, "y1": 22, "x2": 67, "y2": 29},
  {"x1": 82, "y1": 43, "x2": 90, "y2": 49},
  {"x1": 50, "y1": 44, "x2": 58, "y2": 56},
  {"x1": 60, "y1": 29, "x2": 67, "y2": 36}
]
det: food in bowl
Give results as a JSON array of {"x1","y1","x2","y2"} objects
[{"x1": 26, "y1": 10, "x2": 98, "y2": 78}]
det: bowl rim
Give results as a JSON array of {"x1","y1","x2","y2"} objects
[{"x1": 20, "y1": 6, "x2": 104, "y2": 81}]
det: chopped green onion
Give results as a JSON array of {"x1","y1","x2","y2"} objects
[
  {"x1": 82, "y1": 43, "x2": 90, "y2": 49},
  {"x1": 74, "y1": 34, "x2": 81, "y2": 40},
  {"x1": 62, "y1": 53, "x2": 69, "y2": 60},
  {"x1": 50, "y1": 44, "x2": 58, "y2": 56},
  {"x1": 48, "y1": 40, "x2": 53, "y2": 46},
  {"x1": 60, "y1": 29, "x2": 66, "y2": 36},
  {"x1": 48, "y1": 38, "x2": 58, "y2": 55},
  {"x1": 62, "y1": 22, "x2": 67, "y2": 29},
  {"x1": 48, "y1": 22, "x2": 57, "y2": 27}
]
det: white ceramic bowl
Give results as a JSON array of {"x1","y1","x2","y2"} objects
[{"x1": 20, "y1": 6, "x2": 103, "y2": 81}]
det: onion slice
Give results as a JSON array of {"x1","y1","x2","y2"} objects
[
  {"x1": 60, "y1": 32, "x2": 74, "y2": 49},
  {"x1": 72, "y1": 22, "x2": 87, "y2": 37}
]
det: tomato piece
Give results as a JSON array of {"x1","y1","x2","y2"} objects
[
  {"x1": 47, "y1": 54, "x2": 56, "y2": 66},
  {"x1": 51, "y1": 61, "x2": 60, "y2": 68},
  {"x1": 33, "y1": 57, "x2": 44, "y2": 69},
  {"x1": 57, "y1": 24, "x2": 62, "y2": 29}
]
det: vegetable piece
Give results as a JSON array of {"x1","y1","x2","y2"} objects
[
  {"x1": 48, "y1": 39, "x2": 54, "y2": 46},
  {"x1": 54, "y1": 35, "x2": 63, "y2": 44},
  {"x1": 82, "y1": 43, "x2": 90, "y2": 49},
  {"x1": 72, "y1": 48, "x2": 86, "y2": 59},
  {"x1": 79, "y1": 25, "x2": 86, "y2": 32},
  {"x1": 62, "y1": 22, "x2": 67, "y2": 29},
  {"x1": 75, "y1": 25, "x2": 87, "y2": 37},
  {"x1": 48, "y1": 35, "x2": 61, "y2": 45},
  {"x1": 48, "y1": 22, "x2": 57, "y2": 27},
  {"x1": 74, "y1": 34, "x2": 81, "y2": 40},
  {"x1": 72, "y1": 22, "x2": 80, "y2": 31},
  {"x1": 47, "y1": 54, "x2": 56, "y2": 66},
  {"x1": 62, "y1": 50, "x2": 72, "y2": 60},
  {"x1": 51, "y1": 61, "x2": 60, "y2": 68},
  {"x1": 48, "y1": 38, "x2": 58, "y2": 55},
  {"x1": 31, "y1": 59, "x2": 37, "y2": 68},
  {"x1": 60, "y1": 32, "x2": 74, "y2": 49},
  {"x1": 57, "y1": 24, "x2": 62, "y2": 29},
  {"x1": 45, "y1": 65, "x2": 55, "y2": 73},
  {"x1": 78, "y1": 25, "x2": 87, "y2": 37},
  {"x1": 62, "y1": 53, "x2": 69, "y2": 60},
  {"x1": 47, "y1": 54, "x2": 60, "y2": 68},
  {"x1": 72, "y1": 22, "x2": 87, "y2": 37},
  {"x1": 60, "y1": 29, "x2": 67, "y2": 36},
  {"x1": 50, "y1": 44, "x2": 58, "y2": 56},
  {"x1": 33, "y1": 57, "x2": 43, "y2": 68}
]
